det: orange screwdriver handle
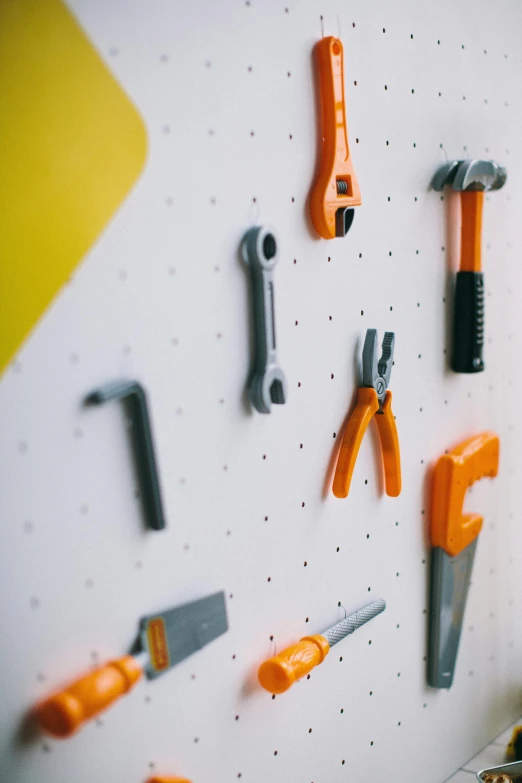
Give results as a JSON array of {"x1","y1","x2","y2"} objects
[
  {"x1": 374, "y1": 391, "x2": 401, "y2": 497},
  {"x1": 309, "y1": 36, "x2": 361, "y2": 239},
  {"x1": 36, "y1": 655, "x2": 143, "y2": 738},
  {"x1": 460, "y1": 190, "x2": 484, "y2": 273},
  {"x1": 431, "y1": 431, "x2": 499, "y2": 557},
  {"x1": 258, "y1": 634, "x2": 330, "y2": 694},
  {"x1": 333, "y1": 387, "x2": 379, "y2": 498}
]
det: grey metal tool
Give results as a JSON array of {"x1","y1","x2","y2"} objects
[
  {"x1": 241, "y1": 225, "x2": 287, "y2": 414},
  {"x1": 258, "y1": 599, "x2": 386, "y2": 693},
  {"x1": 87, "y1": 379, "x2": 166, "y2": 531},
  {"x1": 432, "y1": 158, "x2": 507, "y2": 373},
  {"x1": 139, "y1": 591, "x2": 228, "y2": 678},
  {"x1": 428, "y1": 541, "x2": 477, "y2": 688},
  {"x1": 36, "y1": 591, "x2": 228, "y2": 737}
]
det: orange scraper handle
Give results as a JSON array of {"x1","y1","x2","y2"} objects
[
  {"x1": 258, "y1": 634, "x2": 330, "y2": 694},
  {"x1": 431, "y1": 431, "x2": 499, "y2": 557},
  {"x1": 309, "y1": 36, "x2": 361, "y2": 239},
  {"x1": 35, "y1": 655, "x2": 143, "y2": 738},
  {"x1": 460, "y1": 190, "x2": 484, "y2": 272}
]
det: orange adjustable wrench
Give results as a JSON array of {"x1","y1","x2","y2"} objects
[{"x1": 309, "y1": 36, "x2": 361, "y2": 239}]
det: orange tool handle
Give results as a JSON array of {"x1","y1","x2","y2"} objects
[
  {"x1": 333, "y1": 387, "x2": 379, "y2": 498},
  {"x1": 258, "y1": 634, "x2": 330, "y2": 694},
  {"x1": 431, "y1": 431, "x2": 499, "y2": 557},
  {"x1": 146, "y1": 778, "x2": 192, "y2": 783},
  {"x1": 460, "y1": 190, "x2": 484, "y2": 272},
  {"x1": 374, "y1": 391, "x2": 401, "y2": 497},
  {"x1": 35, "y1": 655, "x2": 143, "y2": 738},
  {"x1": 309, "y1": 36, "x2": 361, "y2": 239}
]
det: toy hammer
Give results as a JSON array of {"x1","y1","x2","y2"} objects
[{"x1": 432, "y1": 159, "x2": 506, "y2": 373}]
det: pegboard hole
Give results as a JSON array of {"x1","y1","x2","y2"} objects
[
  {"x1": 305, "y1": 617, "x2": 309, "y2": 622},
  {"x1": 340, "y1": 708, "x2": 344, "y2": 713},
  {"x1": 308, "y1": 728, "x2": 312, "y2": 733},
  {"x1": 304, "y1": 561, "x2": 307, "y2": 567}
]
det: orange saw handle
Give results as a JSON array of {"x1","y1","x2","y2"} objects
[
  {"x1": 460, "y1": 190, "x2": 484, "y2": 272},
  {"x1": 309, "y1": 36, "x2": 361, "y2": 239},
  {"x1": 35, "y1": 655, "x2": 143, "y2": 738},
  {"x1": 374, "y1": 391, "x2": 402, "y2": 497},
  {"x1": 258, "y1": 634, "x2": 330, "y2": 694},
  {"x1": 333, "y1": 387, "x2": 379, "y2": 498},
  {"x1": 431, "y1": 431, "x2": 499, "y2": 557}
]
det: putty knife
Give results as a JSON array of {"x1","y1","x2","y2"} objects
[
  {"x1": 36, "y1": 591, "x2": 228, "y2": 737},
  {"x1": 428, "y1": 432, "x2": 499, "y2": 688}
]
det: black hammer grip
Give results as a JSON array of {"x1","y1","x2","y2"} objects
[{"x1": 452, "y1": 271, "x2": 485, "y2": 373}]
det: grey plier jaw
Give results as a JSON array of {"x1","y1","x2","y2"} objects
[{"x1": 362, "y1": 329, "x2": 395, "y2": 411}]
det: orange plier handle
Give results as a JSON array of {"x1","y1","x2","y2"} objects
[{"x1": 332, "y1": 388, "x2": 401, "y2": 498}]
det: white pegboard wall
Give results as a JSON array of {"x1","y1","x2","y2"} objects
[{"x1": 2, "y1": 1, "x2": 522, "y2": 782}]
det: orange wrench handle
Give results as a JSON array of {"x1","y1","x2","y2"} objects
[
  {"x1": 333, "y1": 387, "x2": 380, "y2": 498},
  {"x1": 309, "y1": 36, "x2": 361, "y2": 239},
  {"x1": 374, "y1": 391, "x2": 401, "y2": 497},
  {"x1": 36, "y1": 655, "x2": 143, "y2": 738},
  {"x1": 258, "y1": 635, "x2": 330, "y2": 694},
  {"x1": 460, "y1": 190, "x2": 484, "y2": 272},
  {"x1": 431, "y1": 431, "x2": 499, "y2": 556}
]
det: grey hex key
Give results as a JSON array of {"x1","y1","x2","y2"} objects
[
  {"x1": 241, "y1": 225, "x2": 287, "y2": 414},
  {"x1": 86, "y1": 380, "x2": 166, "y2": 531}
]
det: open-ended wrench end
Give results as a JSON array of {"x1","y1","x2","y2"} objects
[{"x1": 242, "y1": 225, "x2": 287, "y2": 414}]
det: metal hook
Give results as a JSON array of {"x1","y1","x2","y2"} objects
[
  {"x1": 320, "y1": 14, "x2": 325, "y2": 38},
  {"x1": 338, "y1": 601, "x2": 347, "y2": 619}
]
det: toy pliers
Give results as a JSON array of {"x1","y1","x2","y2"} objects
[{"x1": 333, "y1": 329, "x2": 401, "y2": 498}]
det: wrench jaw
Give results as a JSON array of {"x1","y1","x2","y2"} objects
[{"x1": 251, "y1": 366, "x2": 287, "y2": 414}]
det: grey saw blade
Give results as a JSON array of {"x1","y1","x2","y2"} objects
[{"x1": 428, "y1": 540, "x2": 477, "y2": 688}]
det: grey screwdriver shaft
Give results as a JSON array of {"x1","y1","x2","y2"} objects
[{"x1": 322, "y1": 599, "x2": 386, "y2": 646}]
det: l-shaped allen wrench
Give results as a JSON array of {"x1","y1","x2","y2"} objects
[{"x1": 86, "y1": 380, "x2": 166, "y2": 531}]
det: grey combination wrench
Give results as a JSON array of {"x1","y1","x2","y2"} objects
[
  {"x1": 241, "y1": 226, "x2": 287, "y2": 413},
  {"x1": 86, "y1": 379, "x2": 166, "y2": 531}
]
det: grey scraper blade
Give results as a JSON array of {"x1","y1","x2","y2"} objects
[
  {"x1": 428, "y1": 540, "x2": 477, "y2": 688},
  {"x1": 140, "y1": 591, "x2": 228, "y2": 679}
]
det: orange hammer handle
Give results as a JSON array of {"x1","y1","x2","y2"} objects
[
  {"x1": 431, "y1": 431, "x2": 499, "y2": 556},
  {"x1": 460, "y1": 190, "x2": 484, "y2": 272},
  {"x1": 35, "y1": 655, "x2": 143, "y2": 738},
  {"x1": 258, "y1": 635, "x2": 330, "y2": 694}
]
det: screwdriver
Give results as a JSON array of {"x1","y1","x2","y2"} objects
[{"x1": 258, "y1": 599, "x2": 385, "y2": 694}]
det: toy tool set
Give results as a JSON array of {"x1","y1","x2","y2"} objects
[{"x1": 2, "y1": 5, "x2": 514, "y2": 783}]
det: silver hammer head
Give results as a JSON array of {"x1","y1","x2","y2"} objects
[{"x1": 432, "y1": 159, "x2": 507, "y2": 192}]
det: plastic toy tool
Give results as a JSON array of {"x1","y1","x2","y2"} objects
[
  {"x1": 333, "y1": 329, "x2": 401, "y2": 498},
  {"x1": 309, "y1": 35, "x2": 361, "y2": 239},
  {"x1": 36, "y1": 592, "x2": 228, "y2": 738},
  {"x1": 87, "y1": 380, "x2": 166, "y2": 531},
  {"x1": 241, "y1": 226, "x2": 287, "y2": 413},
  {"x1": 146, "y1": 778, "x2": 192, "y2": 783},
  {"x1": 428, "y1": 432, "x2": 499, "y2": 688},
  {"x1": 432, "y1": 159, "x2": 506, "y2": 373},
  {"x1": 258, "y1": 599, "x2": 385, "y2": 694}
]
